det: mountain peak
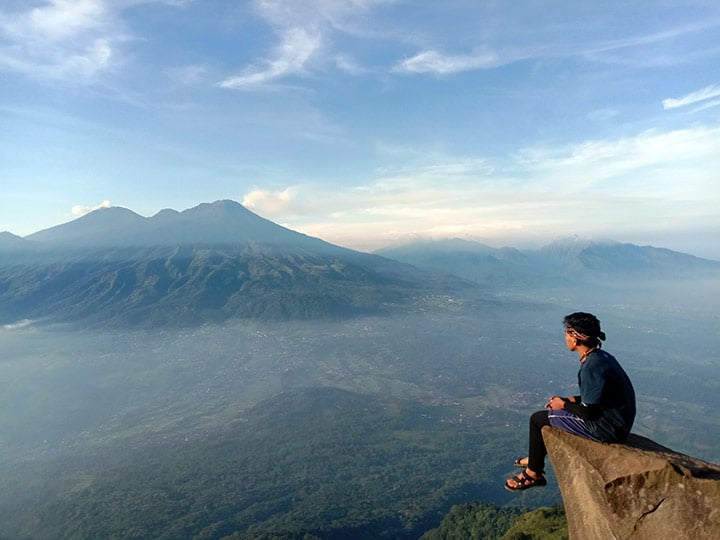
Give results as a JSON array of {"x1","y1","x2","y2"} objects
[
  {"x1": 0, "y1": 231, "x2": 25, "y2": 249},
  {"x1": 17, "y1": 200, "x2": 339, "y2": 253},
  {"x1": 26, "y1": 206, "x2": 146, "y2": 245}
]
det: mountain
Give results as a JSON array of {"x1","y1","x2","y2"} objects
[
  {"x1": 23, "y1": 199, "x2": 336, "y2": 252},
  {"x1": 376, "y1": 239, "x2": 544, "y2": 290},
  {"x1": 534, "y1": 237, "x2": 720, "y2": 278},
  {"x1": 377, "y1": 237, "x2": 720, "y2": 289},
  {"x1": 0, "y1": 201, "x2": 476, "y2": 327}
]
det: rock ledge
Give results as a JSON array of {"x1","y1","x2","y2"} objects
[{"x1": 544, "y1": 427, "x2": 720, "y2": 539}]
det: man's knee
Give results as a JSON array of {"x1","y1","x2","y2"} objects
[{"x1": 530, "y1": 409, "x2": 550, "y2": 428}]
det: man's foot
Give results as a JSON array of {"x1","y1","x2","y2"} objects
[
  {"x1": 513, "y1": 457, "x2": 529, "y2": 468},
  {"x1": 505, "y1": 468, "x2": 547, "y2": 492}
]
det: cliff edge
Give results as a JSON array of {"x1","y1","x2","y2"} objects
[{"x1": 543, "y1": 426, "x2": 720, "y2": 539}]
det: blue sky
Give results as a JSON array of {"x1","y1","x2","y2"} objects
[{"x1": 1, "y1": 1, "x2": 719, "y2": 258}]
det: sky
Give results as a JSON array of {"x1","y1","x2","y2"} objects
[{"x1": 1, "y1": 1, "x2": 719, "y2": 258}]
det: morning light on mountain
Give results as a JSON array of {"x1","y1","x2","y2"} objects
[{"x1": 1, "y1": 1, "x2": 719, "y2": 538}]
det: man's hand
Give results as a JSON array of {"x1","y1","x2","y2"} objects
[{"x1": 545, "y1": 396, "x2": 566, "y2": 411}]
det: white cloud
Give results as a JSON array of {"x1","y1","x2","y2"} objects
[
  {"x1": 4, "y1": 0, "x2": 106, "y2": 41},
  {"x1": 0, "y1": 0, "x2": 193, "y2": 81},
  {"x1": 72, "y1": 200, "x2": 111, "y2": 217},
  {"x1": 394, "y1": 49, "x2": 501, "y2": 75},
  {"x1": 243, "y1": 188, "x2": 297, "y2": 214},
  {"x1": 2, "y1": 319, "x2": 33, "y2": 331},
  {"x1": 663, "y1": 83, "x2": 720, "y2": 109},
  {"x1": 0, "y1": 0, "x2": 117, "y2": 80},
  {"x1": 220, "y1": 27, "x2": 321, "y2": 88}
]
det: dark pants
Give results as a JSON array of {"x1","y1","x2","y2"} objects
[
  {"x1": 527, "y1": 408, "x2": 600, "y2": 474},
  {"x1": 528, "y1": 410, "x2": 551, "y2": 474}
]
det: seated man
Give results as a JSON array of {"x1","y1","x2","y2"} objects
[{"x1": 506, "y1": 312, "x2": 636, "y2": 491}]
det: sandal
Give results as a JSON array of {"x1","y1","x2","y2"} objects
[
  {"x1": 513, "y1": 457, "x2": 528, "y2": 468},
  {"x1": 505, "y1": 470, "x2": 547, "y2": 492}
]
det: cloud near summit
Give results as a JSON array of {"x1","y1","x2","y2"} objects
[{"x1": 72, "y1": 200, "x2": 111, "y2": 217}]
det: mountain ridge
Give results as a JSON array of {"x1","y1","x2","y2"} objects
[
  {"x1": 20, "y1": 200, "x2": 339, "y2": 254},
  {"x1": 376, "y1": 237, "x2": 720, "y2": 286}
]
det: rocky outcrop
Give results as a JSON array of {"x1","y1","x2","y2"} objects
[{"x1": 544, "y1": 427, "x2": 720, "y2": 539}]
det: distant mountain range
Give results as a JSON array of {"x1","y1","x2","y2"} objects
[
  {"x1": 376, "y1": 237, "x2": 720, "y2": 288},
  {"x1": 1, "y1": 201, "x2": 717, "y2": 328}
]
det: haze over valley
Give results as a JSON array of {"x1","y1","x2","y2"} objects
[{"x1": 1, "y1": 201, "x2": 718, "y2": 538}]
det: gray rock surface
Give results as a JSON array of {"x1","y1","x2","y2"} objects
[{"x1": 544, "y1": 426, "x2": 720, "y2": 539}]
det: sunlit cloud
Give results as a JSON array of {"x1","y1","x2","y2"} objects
[
  {"x1": 243, "y1": 188, "x2": 298, "y2": 215},
  {"x1": 514, "y1": 126, "x2": 720, "y2": 196},
  {"x1": 663, "y1": 83, "x2": 720, "y2": 109},
  {"x1": 72, "y1": 200, "x2": 111, "y2": 217},
  {"x1": 245, "y1": 124, "x2": 720, "y2": 251}
]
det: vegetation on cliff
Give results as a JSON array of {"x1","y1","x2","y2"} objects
[{"x1": 421, "y1": 502, "x2": 567, "y2": 540}]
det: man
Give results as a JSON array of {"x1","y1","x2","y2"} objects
[{"x1": 505, "y1": 312, "x2": 636, "y2": 491}]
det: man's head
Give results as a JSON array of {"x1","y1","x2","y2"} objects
[{"x1": 564, "y1": 312, "x2": 606, "y2": 349}]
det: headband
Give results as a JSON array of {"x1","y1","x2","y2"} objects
[{"x1": 565, "y1": 325, "x2": 592, "y2": 341}]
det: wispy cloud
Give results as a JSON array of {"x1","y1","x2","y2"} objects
[
  {"x1": 514, "y1": 126, "x2": 720, "y2": 198},
  {"x1": 394, "y1": 49, "x2": 502, "y2": 75},
  {"x1": 2, "y1": 319, "x2": 33, "y2": 331},
  {"x1": 0, "y1": 0, "x2": 116, "y2": 79},
  {"x1": 663, "y1": 83, "x2": 720, "y2": 109},
  {"x1": 219, "y1": 0, "x2": 396, "y2": 89},
  {"x1": 163, "y1": 64, "x2": 208, "y2": 85},
  {"x1": 394, "y1": 17, "x2": 720, "y2": 77},
  {"x1": 0, "y1": 0, "x2": 193, "y2": 82},
  {"x1": 690, "y1": 99, "x2": 720, "y2": 113},
  {"x1": 220, "y1": 28, "x2": 321, "y2": 89},
  {"x1": 72, "y1": 200, "x2": 111, "y2": 217}
]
